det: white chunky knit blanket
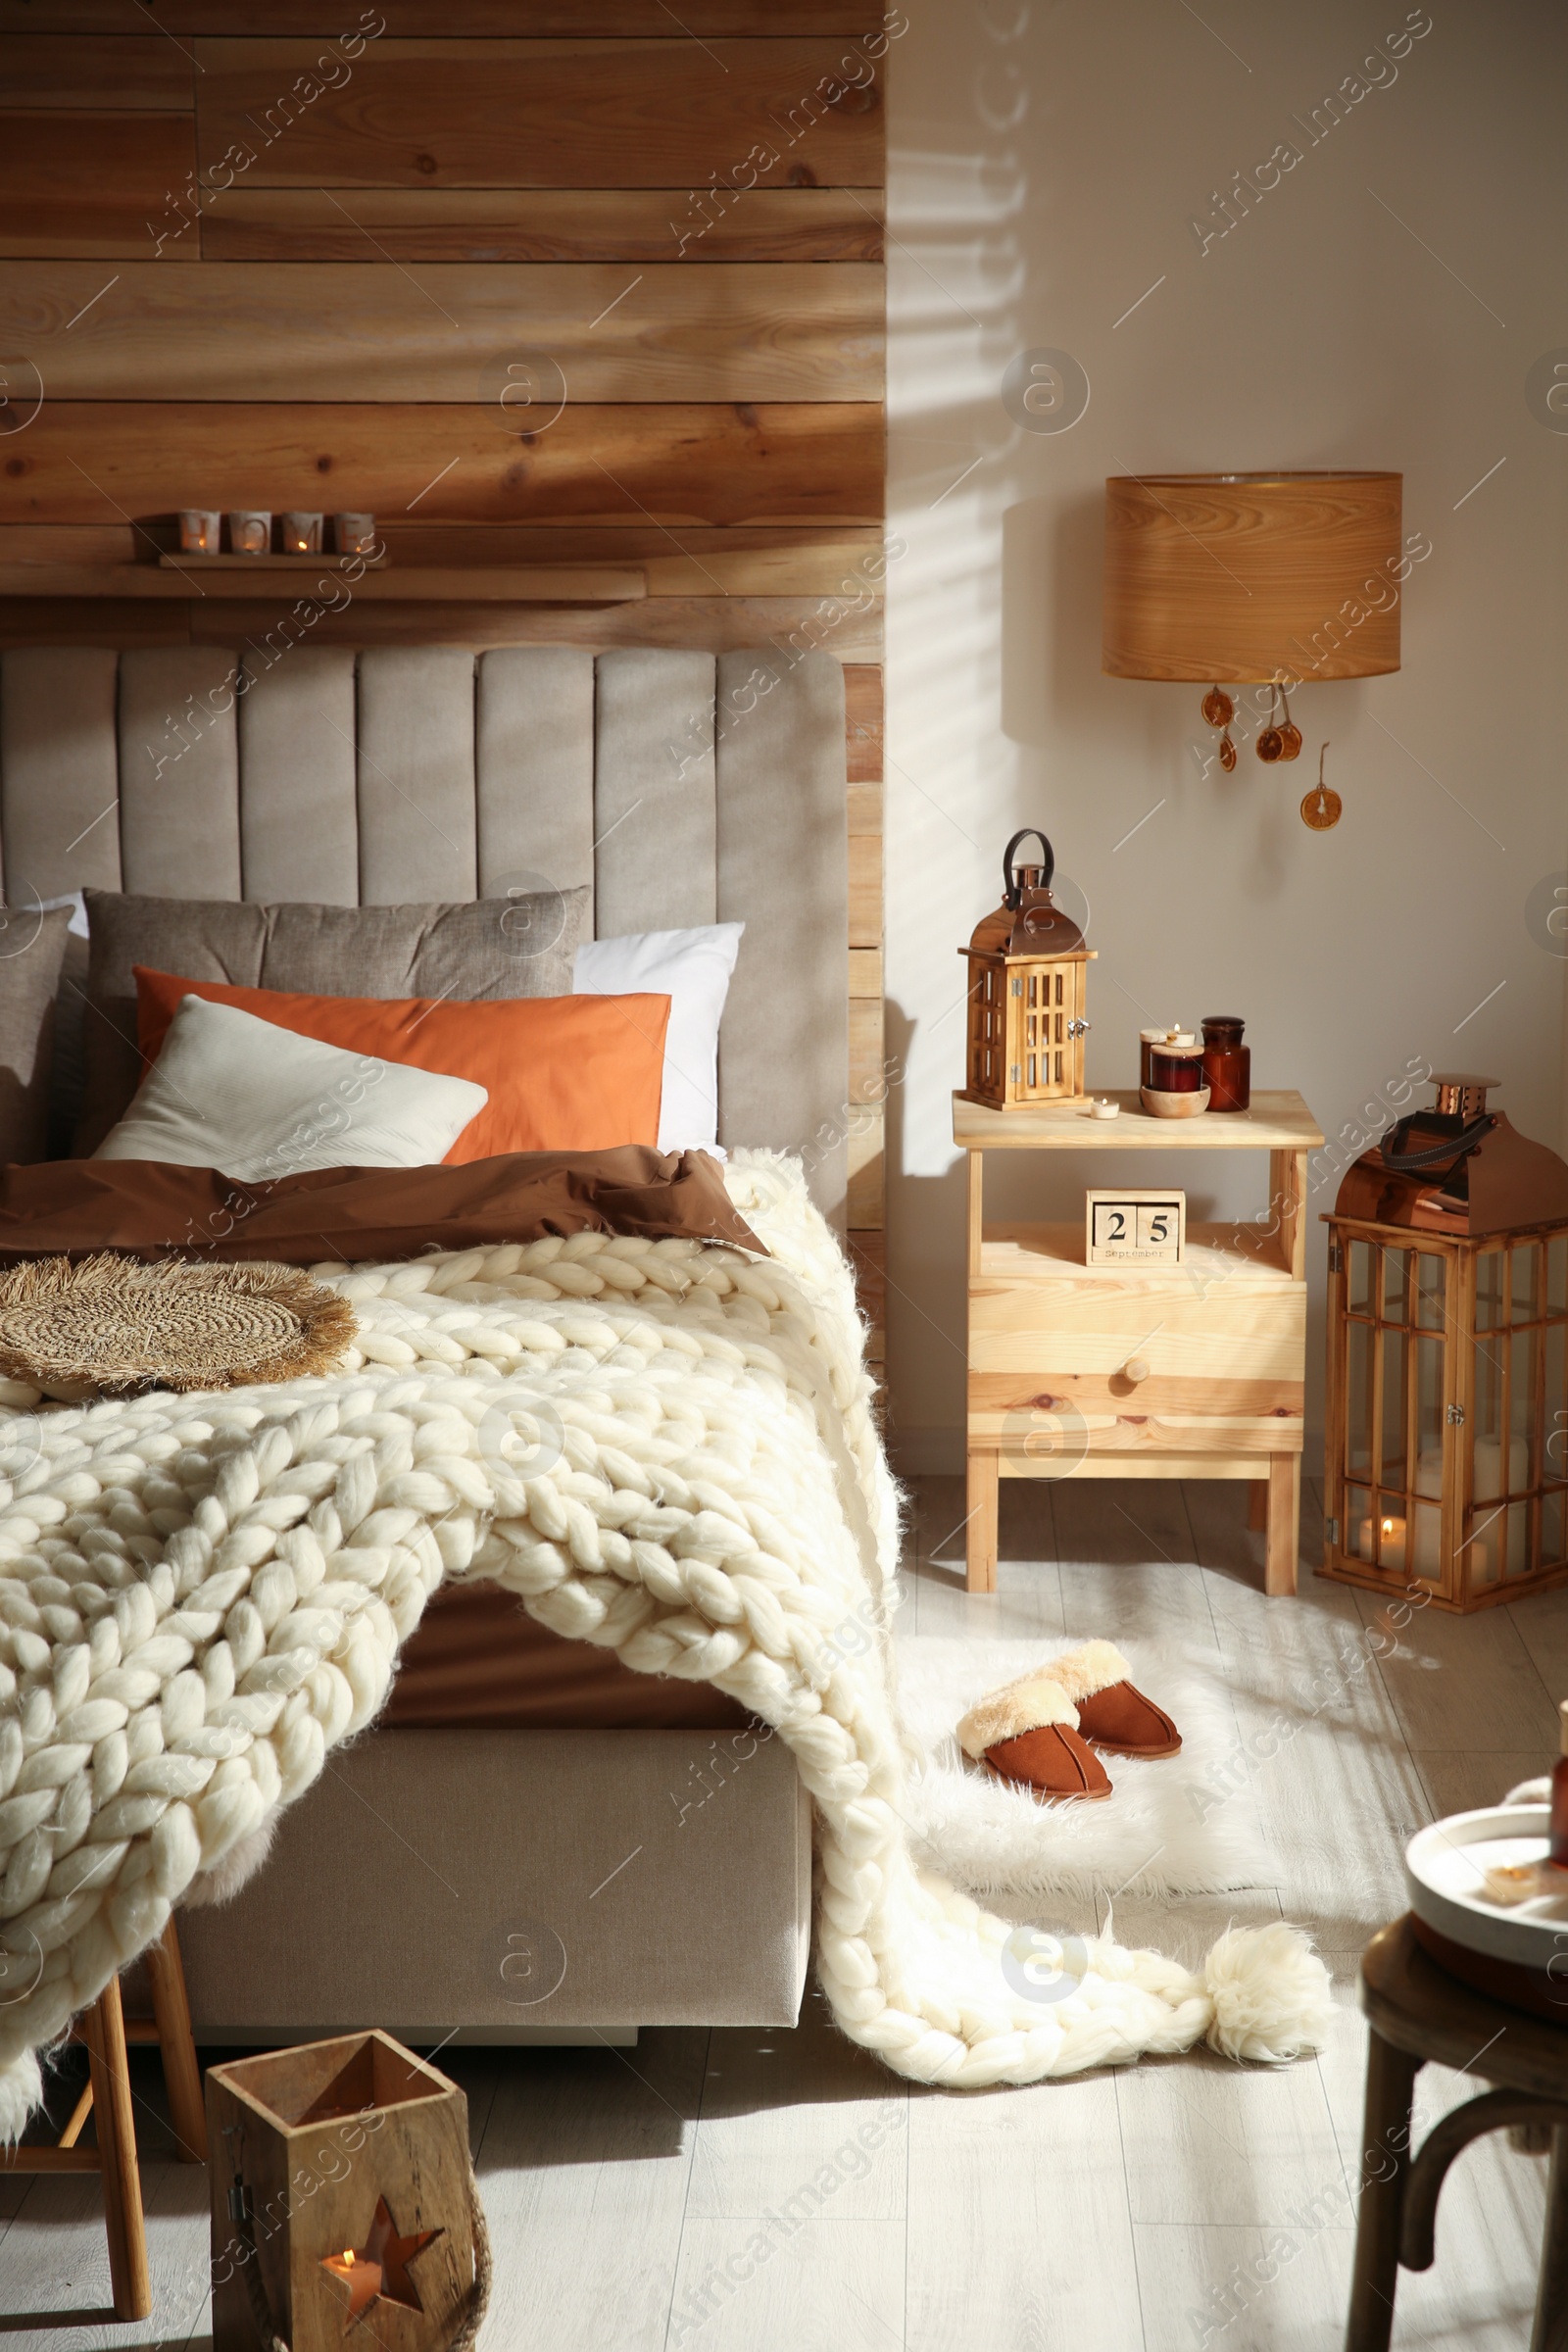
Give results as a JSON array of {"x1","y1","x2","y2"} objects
[{"x1": 0, "y1": 1152, "x2": 1331, "y2": 2132}]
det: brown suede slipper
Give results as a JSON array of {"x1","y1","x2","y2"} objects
[
  {"x1": 1048, "y1": 1640, "x2": 1182, "y2": 1759},
  {"x1": 956, "y1": 1669, "x2": 1113, "y2": 1802},
  {"x1": 984, "y1": 1723, "x2": 1113, "y2": 1801}
]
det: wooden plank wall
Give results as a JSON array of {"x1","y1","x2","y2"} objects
[{"x1": 0, "y1": 0, "x2": 889, "y2": 1351}]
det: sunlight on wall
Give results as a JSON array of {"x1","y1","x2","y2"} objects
[{"x1": 885, "y1": 0, "x2": 1568, "y2": 1473}]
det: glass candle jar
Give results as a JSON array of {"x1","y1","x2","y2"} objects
[
  {"x1": 1140, "y1": 1027, "x2": 1193, "y2": 1088},
  {"x1": 1149, "y1": 1040, "x2": 1205, "y2": 1092},
  {"x1": 227, "y1": 510, "x2": 271, "y2": 556},
  {"x1": 333, "y1": 513, "x2": 378, "y2": 558},
  {"x1": 279, "y1": 510, "x2": 322, "y2": 555},
  {"x1": 1201, "y1": 1015, "x2": 1250, "y2": 1112},
  {"x1": 177, "y1": 509, "x2": 220, "y2": 555}
]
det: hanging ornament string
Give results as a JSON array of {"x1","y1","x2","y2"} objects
[
  {"x1": 1256, "y1": 682, "x2": 1285, "y2": 763},
  {"x1": 1277, "y1": 684, "x2": 1301, "y2": 760},
  {"x1": 1301, "y1": 741, "x2": 1342, "y2": 830},
  {"x1": 1201, "y1": 683, "x2": 1237, "y2": 771}
]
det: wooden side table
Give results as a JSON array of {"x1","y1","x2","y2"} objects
[
  {"x1": 954, "y1": 1087, "x2": 1324, "y2": 1596},
  {"x1": 1348, "y1": 1915, "x2": 1568, "y2": 2352}
]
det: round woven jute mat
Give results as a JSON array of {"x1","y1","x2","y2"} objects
[{"x1": 0, "y1": 1252, "x2": 358, "y2": 1397}]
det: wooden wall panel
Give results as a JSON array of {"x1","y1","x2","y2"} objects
[
  {"x1": 194, "y1": 39, "x2": 884, "y2": 190},
  {"x1": 0, "y1": 35, "x2": 193, "y2": 107},
  {"x1": 0, "y1": 406, "x2": 881, "y2": 527},
  {"x1": 1, "y1": 12, "x2": 888, "y2": 1321},
  {"x1": 843, "y1": 661, "x2": 883, "y2": 781},
  {"x1": 198, "y1": 187, "x2": 884, "y2": 265},
  {"x1": 0, "y1": 7, "x2": 890, "y2": 31},
  {"x1": 0, "y1": 115, "x2": 198, "y2": 260},
  {"x1": 0, "y1": 262, "x2": 881, "y2": 402},
  {"x1": 181, "y1": 597, "x2": 882, "y2": 656}
]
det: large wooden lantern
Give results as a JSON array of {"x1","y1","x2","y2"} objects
[
  {"x1": 961, "y1": 828, "x2": 1096, "y2": 1108},
  {"x1": 1323, "y1": 1076, "x2": 1568, "y2": 1613},
  {"x1": 207, "y1": 2031, "x2": 483, "y2": 2352}
]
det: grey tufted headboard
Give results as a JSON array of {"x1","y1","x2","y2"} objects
[{"x1": 0, "y1": 644, "x2": 850, "y2": 1219}]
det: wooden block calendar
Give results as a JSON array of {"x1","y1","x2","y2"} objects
[{"x1": 1084, "y1": 1188, "x2": 1185, "y2": 1265}]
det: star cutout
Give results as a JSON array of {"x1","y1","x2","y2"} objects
[{"x1": 321, "y1": 2196, "x2": 445, "y2": 2331}]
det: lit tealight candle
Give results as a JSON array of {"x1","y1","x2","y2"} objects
[
  {"x1": 280, "y1": 510, "x2": 323, "y2": 556},
  {"x1": 1090, "y1": 1097, "x2": 1120, "y2": 1120},
  {"x1": 1356, "y1": 1511, "x2": 1406, "y2": 1573},
  {"x1": 322, "y1": 2245, "x2": 383, "y2": 2321}
]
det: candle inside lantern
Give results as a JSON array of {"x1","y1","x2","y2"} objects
[
  {"x1": 1356, "y1": 1511, "x2": 1406, "y2": 1573},
  {"x1": 322, "y1": 2244, "x2": 384, "y2": 2320}
]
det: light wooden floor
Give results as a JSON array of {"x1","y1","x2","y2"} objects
[{"x1": 3, "y1": 1475, "x2": 1564, "y2": 2349}]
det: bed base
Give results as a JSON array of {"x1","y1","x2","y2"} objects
[{"x1": 175, "y1": 1729, "x2": 812, "y2": 2040}]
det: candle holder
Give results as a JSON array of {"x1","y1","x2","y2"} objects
[
  {"x1": 333, "y1": 512, "x2": 378, "y2": 558},
  {"x1": 208, "y1": 2029, "x2": 480, "y2": 2352},
  {"x1": 279, "y1": 511, "x2": 323, "y2": 556},
  {"x1": 177, "y1": 509, "x2": 220, "y2": 556},
  {"x1": 227, "y1": 510, "x2": 271, "y2": 557},
  {"x1": 1325, "y1": 1076, "x2": 1568, "y2": 1609},
  {"x1": 960, "y1": 828, "x2": 1095, "y2": 1108}
]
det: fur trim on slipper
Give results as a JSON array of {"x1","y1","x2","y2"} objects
[
  {"x1": 1040, "y1": 1640, "x2": 1132, "y2": 1708},
  {"x1": 957, "y1": 1669, "x2": 1079, "y2": 1759}
]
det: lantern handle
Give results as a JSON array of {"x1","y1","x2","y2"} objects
[
  {"x1": 1003, "y1": 828, "x2": 1054, "y2": 907},
  {"x1": 1379, "y1": 1113, "x2": 1495, "y2": 1173}
]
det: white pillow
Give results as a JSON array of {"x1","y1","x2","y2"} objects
[
  {"x1": 573, "y1": 922, "x2": 743, "y2": 1153},
  {"x1": 94, "y1": 995, "x2": 488, "y2": 1180}
]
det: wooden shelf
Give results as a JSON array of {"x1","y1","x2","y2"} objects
[
  {"x1": 156, "y1": 553, "x2": 387, "y2": 571},
  {"x1": 953, "y1": 1087, "x2": 1324, "y2": 1152},
  {"x1": 0, "y1": 565, "x2": 647, "y2": 604},
  {"x1": 978, "y1": 1220, "x2": 1300, "y2": 1289}
]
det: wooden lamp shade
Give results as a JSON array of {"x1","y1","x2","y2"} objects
[{"x1": 1102, "y1": 470, "x2": 1402, "y2": 683}]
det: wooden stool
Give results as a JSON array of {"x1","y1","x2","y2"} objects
[
  {"x1": 0, "y1": 1917, "x2": 207, "y2": 2323},
  {"x1": 1348, "y1": 1914, "x2": 1568, "y2": 2352}
]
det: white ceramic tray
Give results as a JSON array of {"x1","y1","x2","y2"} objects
[{"x1": 1405, "y1": 1804, "x2": 1568, "y2": 1968}]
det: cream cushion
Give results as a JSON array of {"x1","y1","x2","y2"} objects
[
  {"x1": 94, "y1": 994, "x2": 488, "y2": 1180},
  {"x1": 575, "y1": 922, "x2": 743, "y2": 1152}
]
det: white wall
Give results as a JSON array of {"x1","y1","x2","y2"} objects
[{"x1": 884, "y1": 0, "x2": 1568, "y2": 1473}]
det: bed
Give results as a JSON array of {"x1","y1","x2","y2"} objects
[{"x1": 0, "y1": 640, "x2": 849, "y2": 2043}]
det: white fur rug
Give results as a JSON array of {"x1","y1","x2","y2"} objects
[{"x1": 895, "y1": 1636, "x2": 1272, "y2": 1905}]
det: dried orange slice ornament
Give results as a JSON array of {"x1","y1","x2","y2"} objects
[{"x1": 1300, "y1": 743, "x2": 1342, "y2": 829}]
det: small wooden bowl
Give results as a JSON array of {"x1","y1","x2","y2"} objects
[{"x1": 1139, "y1": 1085, "x2": 1210, "y2": 1119}]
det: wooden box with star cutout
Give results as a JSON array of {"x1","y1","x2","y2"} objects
[{"x1": 207, "y1": 2029, "x2": 478, "y2": 2352}]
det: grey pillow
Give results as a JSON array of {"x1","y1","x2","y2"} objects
[
  {"x1": 0, "y1": 906, "x2": 72, "y2": 1166},
  {"x1": 74, "y1": 887, "x2": 588, "y2": 1155}
]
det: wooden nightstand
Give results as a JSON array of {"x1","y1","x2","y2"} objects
[{"x1": 954, "y1": 1087, "x2": 1326, "y2": 1597}]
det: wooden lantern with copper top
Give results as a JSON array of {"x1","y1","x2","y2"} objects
[
  {"x1": 960, "y1": 829, "x2": 1096, "y2": 1108},
  {"x1": 1323, "y1": 1075, "x2": 1568, "y2": 1612}
]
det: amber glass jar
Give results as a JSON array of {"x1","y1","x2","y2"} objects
[
  {"x1": 1201, "y1": 1015, "x2": 1250, "y2": 1112},
  {"x1": 1149, "y1": 1040, "x2": 1204, "y2": 1092}
]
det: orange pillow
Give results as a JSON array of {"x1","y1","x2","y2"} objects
[{"x1": 132, "y1": 967, "x2": 669, "y2": 1163}]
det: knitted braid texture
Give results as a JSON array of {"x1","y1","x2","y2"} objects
[{"x1": 0, "y1": 1152, "x2": 1331, "y2": 2131}]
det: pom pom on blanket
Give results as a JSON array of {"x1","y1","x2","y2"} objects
[{"x1": 1202, "y1": 1923, "x2": 1336, "y2": 2063}]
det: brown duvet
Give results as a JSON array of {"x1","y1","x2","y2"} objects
[
  {"x1": 0, "y1": 1146, "x2": 762, "y2": 1265},
  {"x1": 0, "y1": 1146, "x2": 764, "y2": 1729}
]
